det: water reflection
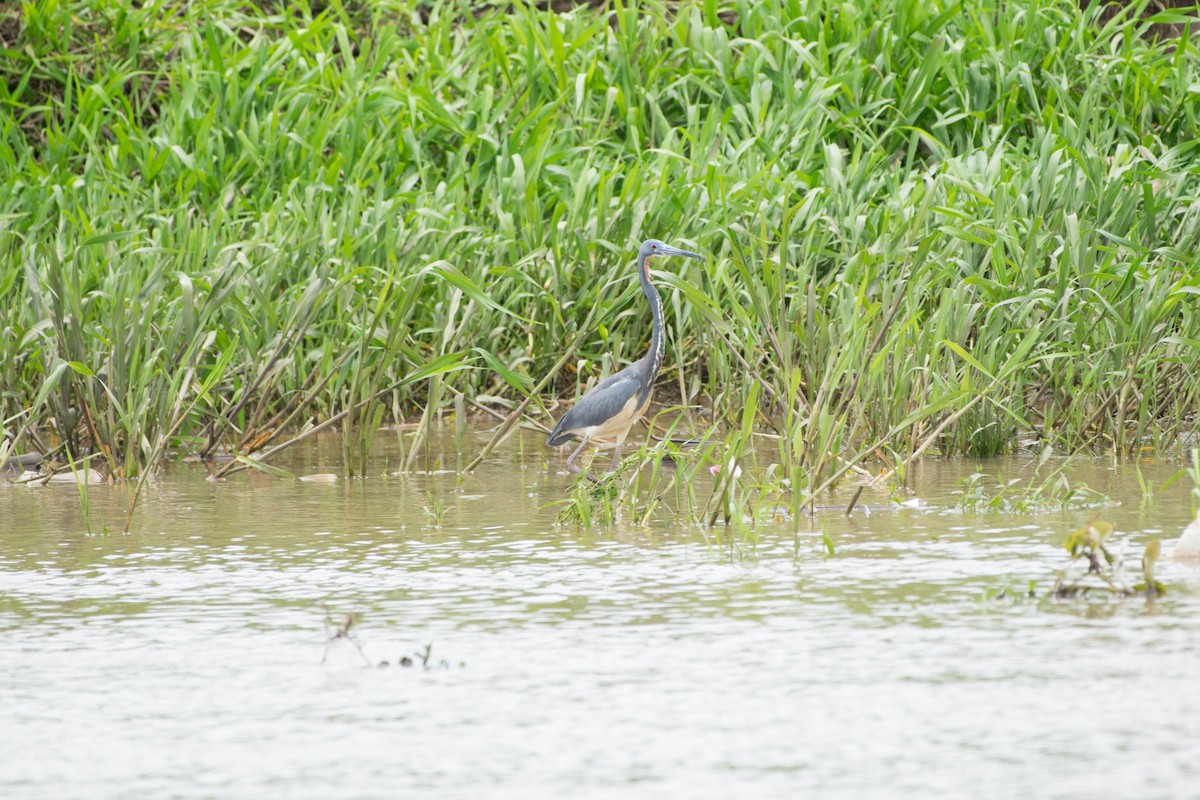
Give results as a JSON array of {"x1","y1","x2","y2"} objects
[{"x1": 1, "y1": 430, "x2": 1198, "y2": 798}]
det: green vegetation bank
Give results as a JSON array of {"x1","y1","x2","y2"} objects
[{"x1": 2, "y1": 0, "x2": 1198, "y2": 489}]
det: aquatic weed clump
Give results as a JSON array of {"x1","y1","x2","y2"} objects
[
  {"x1": 1051, "y1": 521, "x2": 1166, "y2": 600},
  {"x1": 954, "y1": 471, "x2": 1111, "y2": 514}
]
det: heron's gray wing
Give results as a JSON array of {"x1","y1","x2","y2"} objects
[{"x1": 547, "y1": 364, "x2": 645, "y2": 446}]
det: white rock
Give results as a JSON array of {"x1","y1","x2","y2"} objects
[
  {"x1": 1172, "y1": 509, "x2": 1200, "y2": 559},
  {"x1": 45, "y1": 470, "x2": 105, "y2": 485},
  {"x1": 298, "y1": 473, "x2": 339, "y2": 483}
]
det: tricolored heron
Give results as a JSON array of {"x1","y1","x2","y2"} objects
[{"x1": 547, "y1": 239, "x2": 702, "y2": 474}]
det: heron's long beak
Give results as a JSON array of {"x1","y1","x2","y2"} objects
[{"x1": 661, "y1": 244, "x2": 702, "y2": 259}]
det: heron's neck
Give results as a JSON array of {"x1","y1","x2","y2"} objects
[{"x1": 638, "y1": 253, "x2": 665, "y2": 379}]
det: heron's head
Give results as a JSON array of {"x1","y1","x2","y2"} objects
[{"x1": 639, "y1": 239, "x2": 702, "y2": 262}]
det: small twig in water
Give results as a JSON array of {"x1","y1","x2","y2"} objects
[
  {"x1": 321, "y1": 604, "x2": 373, "y2": 666},
  {"x1": 845, "y1": 484, "x2": 865, "y2": 516}
]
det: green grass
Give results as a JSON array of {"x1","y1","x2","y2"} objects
[{"x1": 2, "y1": 0, "x2": 1199, "y2": 510}]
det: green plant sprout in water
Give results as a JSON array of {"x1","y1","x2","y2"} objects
[
  {"x1": 550, "y1": 421, "x2": 728, "y2": 531},
  {"x1": 955, "y1": 449, "x2": 1109, "y2": 513},
  {"x1": 422, "y1": 494, "x2": 452, "y2": 528},
  {"x1": 64, "y1": 446, "x2": 106, "y2": 535},
  {"x1": 1052, "y1": 521, "x2": 1165, "y2": 599},
  {"x1": 551, "y1": 442, "x2": 658, "y2": 529}
]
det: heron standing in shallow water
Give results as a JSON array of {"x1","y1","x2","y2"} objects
[{"x1": 547, "y1": 239, "x2": 702, "y2": 474}]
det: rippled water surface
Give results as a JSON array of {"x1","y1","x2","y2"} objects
[{"x1": 3, "y1": 431, "x2": 1199, "y2": 799}]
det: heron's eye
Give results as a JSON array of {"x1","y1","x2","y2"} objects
[{"x1": 651, "y1": 245, "x2": 657, "y2": 250}]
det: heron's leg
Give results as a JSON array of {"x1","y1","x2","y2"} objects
[
  {"x1": 608, "y1": 442, "x2": 622, "y2": 471},
  {"x1": 609, "y1": 429, "x2": 628, "y2": 472},
  {"x1": 564, "y1": 436, "x2": 591, "y2": 474}
]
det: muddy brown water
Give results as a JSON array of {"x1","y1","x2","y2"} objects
[{"x1": 2, "y1": 428, "x2": 1199, "y2": 798}]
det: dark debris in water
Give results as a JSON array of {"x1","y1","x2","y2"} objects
[
  {"x1": 375, "y1": 644, "x2": 458, "y2": 670},
  {"x1": 321, "y1": 605, "x2": 460, "y2": 669}
]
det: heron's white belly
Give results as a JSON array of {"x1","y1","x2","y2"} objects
[{"x1": 575, "y1": 392, "x2": 652, "y2": 442}]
